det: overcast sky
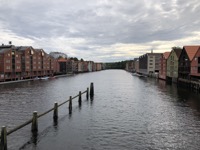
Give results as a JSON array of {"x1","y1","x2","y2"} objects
[{"x1": 0, "y1": 0, "x2": 200, "y2": 62}]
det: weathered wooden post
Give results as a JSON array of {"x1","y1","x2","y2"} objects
[
  {"x1": 53, "y1": 102, "x2": 58, "y2": 121},
  {"x1": 69, "y1": 96, "x2": 72, "y2": 114},
  {"x1": 78, "y1": 91, "x2": 82, "y2": 106},
  {"x1": 31, "y1": 111, "x2": 38, "y2": 132},
  {"x1": 90, "y1": 82, "x2": 94, "y2": 98},
  {"x1": 0, "y1": 126, "x2": 7, "y2": 150},
  {"x1": 86, "y1": 88, "x2": 89, "y2": 100}
]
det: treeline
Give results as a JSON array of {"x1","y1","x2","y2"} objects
[{"x1": 105, "y1": 61, "x2": 127, "y2": 69}]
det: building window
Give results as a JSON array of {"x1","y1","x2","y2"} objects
[
  {"x1": 6, "y1": 66, "x2": 11, "y2": 69},
  {"x1": 8, "y1": 53, "x2": 10, "y2": 57},
  {"x1": 198, "y1": 57, "x2": 200, "y2": 64},
  {"x1": 6, "y1": 60, "x2": 10, "y2": 63},
  {"x1": 149, "y1": 63, "x2": 153, "y2": 65},
  {"x1": 198, "y1": 67, "x2": 200, "y2": 73}
]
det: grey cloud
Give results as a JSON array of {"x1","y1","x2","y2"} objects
[{"x1": 1, "y1": 0, "x2": 200, "y2": 61}]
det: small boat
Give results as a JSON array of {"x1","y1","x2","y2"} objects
[
  {"x1": 40, "y1": 76, "x2": 49, "y2": 80},
  {"x1": 33, "y1": 77, "x2": 39, "y2": 80},
  {"x1": 132, "y1": 73, "x2": 146, "y2": 77},
  {"x1": 49, "y1": 76, "x2": 56, "y2": 79}
]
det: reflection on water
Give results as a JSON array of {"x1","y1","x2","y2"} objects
[{"x1": 1, "y1": 70, "x2": 200, "y2": 150}]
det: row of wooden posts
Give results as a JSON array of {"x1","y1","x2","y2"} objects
[{"x1": 0, "y1": 82, "x2": 94, "y2": 150}]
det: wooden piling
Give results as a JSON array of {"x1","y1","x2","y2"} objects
[
  {"x1": 0, "y1": 126, "x2": 7, "y2": 150},
  {"x1": 31, "y1": 111, "x2": 38, "y2": 132},
  {"x1": 90, "y1": 82, "x2": 94, "y2": 98},
  {"x1": 78, "y1": 91, "x2": 82, "y2": 106},
  {"x1": 86, "y1": 88, "x2": 89, "y2": 100},
  {"x1": 53, "y1": 102, "x2": 58, "y2": 121},
  {"x1": 69, "y1": 96, "x2": 72, "y2": 114}
]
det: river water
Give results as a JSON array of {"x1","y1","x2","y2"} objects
[{"x1": 1, "y1": 70, "x2": 200, "y2": 150}]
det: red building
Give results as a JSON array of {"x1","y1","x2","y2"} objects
[
  {"x1": 0, "y1": 45, "x2": 22, "y2": 81},
  {"x1": 190, "y1": 47, "x2": 200, "y2": 79},
  {"x1": 179, "y1": 46, "x2": 200, "y2": 79},
  {"x1": 159, "y1": 52, "x2": 170, "y2": 80}
]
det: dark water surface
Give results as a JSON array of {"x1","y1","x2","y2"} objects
[{"x1": 1, "y1": 70, "x2": 200, "y2": 150}]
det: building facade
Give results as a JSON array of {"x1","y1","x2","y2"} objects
[
  {"x1": 178, "y1": 46, "x2": 199, "y2": 79},
  {"x1": 166, "y1": 48, "x2": 182, "y2": 83},
  {"x1": 159, "y1": 52, "x2": 170, "y2": 80}
]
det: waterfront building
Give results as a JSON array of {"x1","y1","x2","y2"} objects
[
  {"x1": 83, "y1": 61, "x2": 89, "y2": 72},
  {"x1": 125, "y1": 60, "x2": 134, "y2": 72},
  {"x1": 159, "y1": 52, "x2": 170, "y2": 80},
  {"x1": 78, "y1": 61, "x2": 84, "y2": 73},
  {"x1": 72, "y1": 61, "x2": 78, "y2": 73},
  {"x1": 139, "y1": 52, "x2": 162, "y2": 76},
  {"x1": 93, "y1": 63, "x2": 97, "y2": 71},
  {"x1": 66, "y1": 59, "x2": 73, "y2": 73},
  {"x1": 0, "y1": 45, "x2": 22, "y2": 81},
  {"x1": 134, "y1": 58, "x2": 139, "y2": 73},
  {"x1": 166, "y1": 48, "x2": 182, "y2": 83},
  {"x1": 189, "y1": 47, "x2": 200, "y2": 80},
  {"x1": 17, "y1": 46, "x2": 38, "y2": 79},
  {"x1": 49, "y1": 56, "x2": 57, "y2": 76},
  {"x1": 87, "y1": 61, "x2": 93, "y2": 72},
  {"x1": 96, "y1": 63, "x2": 102, "y2": 71},
  {"x1": 178, "y1": 46, "x2": 200, "y2": 79},
  {"x1": 57, "y1": 58, "x2": 68, "y2": 74}
]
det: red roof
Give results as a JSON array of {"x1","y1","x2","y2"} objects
[
  {"x1": 184, "y1": 46, "x2": 200, "y2": 61},
  {"x1": 57, "y1": 58, "x2": 67, "y2": 62},
  {"x1": 163, "y1": 52, "x2": 170, "y2": 59}
]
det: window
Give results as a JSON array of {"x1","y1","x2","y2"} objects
[
  {"x1": 6, "y1": 60, "x2": 10, "y2": 63},
  {"x1": 6, "y1": 66, "x2": 11, "y2": 69},
  {"x1": 198, "y1": 67, "x2": 200, "y2": 73},
  {"x1": 8, "y1": 53, "x2": 10, "y2": 57},
  {"x1": 16, "y1": 54, "x2": 18, "y2": 57},
  {"x1": 149, "y1": 63, "x2": 153, "y2": 65},
  {"x1": 198, "y1": 57, "x2": 200, "y2": 63}
]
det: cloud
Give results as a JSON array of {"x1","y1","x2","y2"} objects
[{"x1": 0, "y1": 0, "x2": 200, "y2": 62}]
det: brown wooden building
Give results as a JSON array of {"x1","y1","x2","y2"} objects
[{"x1": 178, "y1": 46, "x2": 200, "y2": 79}]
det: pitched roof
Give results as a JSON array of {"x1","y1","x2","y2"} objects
[
  {"x1": 0, "y1": 48, "x2": 11, "y2": 54},
  {"x1": 17, "y1": 46, "x2": 32, "y2": 51},
  {"x1": 173, "y1": 48, "x2": 182, "y2": 58},
  {"x1": 57, "y1": 58, "x2": 67, "y2": 62},
  {"x1": 184, "y1": 46, "x2": 200, "y2": 61},
  {"x1": 163, "y1": 52, "x2": 170, "y2": 59}
]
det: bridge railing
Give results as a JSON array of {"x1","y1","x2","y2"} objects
[{"x1": 0, "y1": 82, "x2": 94, "y2": 150}]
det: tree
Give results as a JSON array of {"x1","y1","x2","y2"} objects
[
  {"x1": 172, "y1": 46, "x2": 182, "y2": 50},
  {"x1": 70, "y1": 57, "x2": 79, "y2": 61}
]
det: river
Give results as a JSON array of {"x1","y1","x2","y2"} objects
[{"x1": 0, "y1": 70, "x2": 200, "y2": 150}]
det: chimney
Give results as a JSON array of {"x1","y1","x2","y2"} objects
[{"x1": 9, "y1": 41, "x2": 12, "y2": 45}]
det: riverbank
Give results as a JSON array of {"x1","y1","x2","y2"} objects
[{"x1": 0, "y1": 73, "x2": 75, "y2": 85}]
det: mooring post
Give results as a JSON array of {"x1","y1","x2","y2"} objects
[
  {"x1": 31, "y1": 111, "x2": 38, "y2": 132},
  {"x1": 78, "y1": 91, "x2": 82, "y2": 106},
  {"x1": 0, "y1": 126, "x2": 7, "y2": 150},
  {"x1": 53, "y1": 102, "x2": 58, "y2": 121},
  {"x1": 86, "y1": 88, "x2": 89, "y2": 100},
  {"x1": 69, "y1": 96, "x2": 72, "y2": 114},
  {"x1": 90, "y1": 82, "x2": 94, "y2": 98}
]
